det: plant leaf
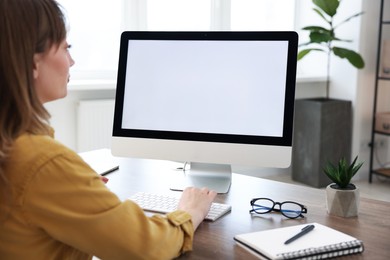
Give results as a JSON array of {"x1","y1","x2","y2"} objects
[
  {"x1": 334, "y1": 12, "x2": 364, "y2": 29},
  {"x1": 332, "y1": 38, "x2": 352, "y2": 43},
  {"x1": 313, "y1": 0, "x2": 339, "y2": 18},
  {"x1": 324, "y1": 162, "x2": 338, "y2": 183},
  {"x1": 302, "y1": 26, "x2": 330, "y2": 33},
  {"x1": 297, "y1": 48, "x2": 324, "y2": 60},
  {"x1": 347, "y1": 156, "x2": 364, "y2": 183},
  {"x1": 350, "y1": 156, "x2": 364, "y2": 176},
  {"x1": 313, "y1": 8, "x2": 330, "y2": 24},
  {"x1": 338, "y1": 158, "x2": 348, "y2": 187},
  {"x1": 333, "y1": 47, "x2": 365, "y2": 68},
  {"x1": 309, "y1": 31, "x2": 332, "y2": 43}
]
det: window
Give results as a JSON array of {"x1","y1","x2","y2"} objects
[
  {"x1": 147, "y1": 0, "x2": 211, "y2": 31},
  {"x1": 59, "y1": 0, "x2": 296, "y2": 81},
  {"x1": 231, "y1": 0, "x2": 295, "y2": 31},
  {"x1": 59, "y1": 0, "x2": 123, "y2": 79}
]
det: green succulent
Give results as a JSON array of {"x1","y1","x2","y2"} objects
[
  {"x1": 298, "y1": 0, "x2": 365, "y2": 98},
  {"x1": 323, "y1": 156, "x2": 363, "y2": 189}
]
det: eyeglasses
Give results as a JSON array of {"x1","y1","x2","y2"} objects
[{"x1": 249, "y1": 198, "x2": 307, "y2": 219}]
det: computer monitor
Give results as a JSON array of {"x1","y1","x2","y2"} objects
[{"x1": 112, "y1": 31, "x2": 298, "y2": 193}]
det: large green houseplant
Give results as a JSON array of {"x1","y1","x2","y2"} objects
[
  {"x1": 298, "y1": 0, "x2": 365, "y2": 98},
  {"x1": 292, "y1": 0, "x2": 365, "y2": 187},
  {"x1": 324, "y1": 156, "x2": 364, "y2": 217}
]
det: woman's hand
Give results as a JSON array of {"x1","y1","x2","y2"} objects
[{"x1": 177, "y1": 187, "x2": 217, "y2": 230}]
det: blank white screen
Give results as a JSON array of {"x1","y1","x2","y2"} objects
[{"x1": 122, "y1": 40, "x2": 288, "y2": 137}]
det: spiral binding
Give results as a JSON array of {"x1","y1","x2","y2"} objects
[{"x1": 277, "y1": 240, "x2": 364, "y2": 259}]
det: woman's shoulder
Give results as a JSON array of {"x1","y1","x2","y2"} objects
[
  {"x1": 7, "y1": 133, "x2": 94, "y2": 190},
  {"x1": 15, "y1": 133, "x2": 73, "y2": 158},
  {"x1": 9, "y1": 133, "x2": 81, "y2": 175}
]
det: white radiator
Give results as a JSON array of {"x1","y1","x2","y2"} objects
[{"x1": 77, "y1": 99, "x2": 115, "y2": 152}]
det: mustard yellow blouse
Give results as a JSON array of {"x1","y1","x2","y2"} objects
[{"x1": 0, "y1": 132, "x2": 194, "y2": 260}]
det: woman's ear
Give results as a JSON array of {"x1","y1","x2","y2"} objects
[{"x1": 33, "y1": 53, "x2": 41, "y2": 79}]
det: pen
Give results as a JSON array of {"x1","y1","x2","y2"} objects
[{"x1": 284, "y1": 224, "x2": 315, "y2": 245}]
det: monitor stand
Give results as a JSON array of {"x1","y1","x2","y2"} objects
[{"x1": 170, "y1": 162, "x2": 232, "y2": 194}]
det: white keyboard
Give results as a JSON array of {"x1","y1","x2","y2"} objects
[{"x1": 129, "y1": 192, "x2": 231, "y2": 221}]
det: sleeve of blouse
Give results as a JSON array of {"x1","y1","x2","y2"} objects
[{"x1": 23, "y1": 149, "x2": 194, "y2": 260}]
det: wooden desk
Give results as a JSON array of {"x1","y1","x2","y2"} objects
[{"x1": 105, "y1": 158, "x2": 390, "y2": 259}]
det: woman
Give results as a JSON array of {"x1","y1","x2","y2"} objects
[{"x1": 0, "y1": 0, "x2": 216, "y2": 259}]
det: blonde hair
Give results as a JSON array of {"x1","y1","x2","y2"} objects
[{"x1": 0, "y1": 0, "x2": 66, "y2": 188}]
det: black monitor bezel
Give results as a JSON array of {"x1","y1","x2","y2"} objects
[{"x1": 113, "y1": 31, "x2": 298, "y2": 146}]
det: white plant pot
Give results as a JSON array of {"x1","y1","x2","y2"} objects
[{"x1": 326, "y1": 184, "x2": 360, "y2": 218}]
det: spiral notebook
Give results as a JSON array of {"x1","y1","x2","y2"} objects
[{"x1": 234, "y1": 223, "x2": 364, "y2": 259}]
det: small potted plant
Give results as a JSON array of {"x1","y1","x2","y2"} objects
[{"x1": 323, "y1": 156, "x2": 363, "y2": 217}]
